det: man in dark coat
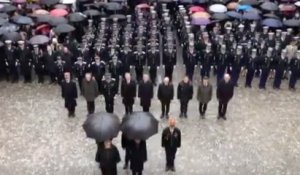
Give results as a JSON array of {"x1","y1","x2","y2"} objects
[
  {"x1": 121, "y1": 133, "x2": 131, "y2": 169},
  {"x1": 183, "y1": 43, "x2": 197, "y2": 81},
  {"x1": 216, "y1": 44, "x2": 229, "y2": 84},
  {"x1": 245, "y1": 49, "x2": 258, "y2": 88},
  {"x1": 162, "y1": 118, "x2": 181, "y2": 172},
  {"x1": 32, "y1": 45, "x2": 45, "y2": 83},
  {"x1": 163, "y1": 46, "x2": 176, "y2": 81},
  {"x1": 138, "y1": 74, "x2": 154, "y2": 112},
  {"x1": 90, "y1": 55, "x2": 106, "y2": 93},
  {"x1": 217, "y1": 74, "x2": 234, "y2": 120},
  {"x1": 121, "y1": 73, "x2": 137, "y2": 115},
  {"x1": 109, "y1": 56, "x2": 123, "y2": 93},
  {"x1": 4, "y1": 40, "x2": 18, "y2": 83},
  {"x1": 73, "y1": 56, "x2": 87, "y2": 93},
  {"x1": 16, "y1": 41, "x2": 32, "y2": 83},
  {"x1": 45, "y1": 45, "x2": 57, "y2": 84},
  {"x1": 61, "y1": 72, "x2": 78, "y2": 117},
  {"x1": 289, "y1": 51, "x2": 300, "y2": 90},
  {"x1": 82, "y1": 72, "x2": 99, "y2": 114},
  {"x1": 147, "y1": 45, "x2": 160, "y2": 85},
  {"x1": 273, "y1": 50, "x2": 288, "y2": 89},
  {"x1": 158, "y1": 77, "x2": 174, "y2": 119},
  {"x1": 129, "y1": 140, "x2": 147, "y2": 175},
  {"x1": 101, "y1": 73, "x2": 118, "y2": 113},
  {"x1": 177, "y1": 76, "x2": 193, "y2": 118}
]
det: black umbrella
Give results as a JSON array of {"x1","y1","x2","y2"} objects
[
  {"x1": 12, "y1": 16, "x2": 34, "y2": 25},
  {"x1": 243, "y1": 11, "x2": 261, "y2": 20},
  {"x1": 283, "y1": 19, "x2": 300, "y2": 27},
  {"x1": 239, "y1": 0, "x2": 260, "y2": 6},
  {"x1": 29, "y1": 35, "x2": 50, "y2": 45},
  {"x1": 262, "y1": 18, "x2": 283, "y2": 28},
  {"x1": 0, "y1": 22, "x2": 19, "y2": 35},
  {"x1": 211, "y1": 13, "x2": 229, "y2": 21},
  {"x1": 263, "y1": 13, "x2": 280, "y2": 19},
  {"x1": 83, "y1": 112, "x2": 120, "y2": 141},
  {"x1": 226, "y1": 11, "x2": 242, "y2": 19},
  {"x1": 83, "y1": 9, "x2": 101, "y2": 17},
  {"x1": 0, "y1": 18, "x2": 8, "y2": 26},
  {"x1": 49, "y1": 16, "x2": 68, "y2": 26},
  {"x1": 260, "y1": 2, "x2": 278, "y2": 11},
  {"x1": 109, "y1": 14, "x2": 126, "y2": 20},
  {"x1": 0, "y1": 13, "x2": 9, "y2": 19},
  {"x1": 179, "y1": 0, "x2": 193, "y2": 4},
  {"x1": 158, "y1": 0, "x2": 173, "y2": 3},
  {"x1": 0, "y1": 5, "x2": 17, "y2": 13},
  {"x1": 68, "y1": 12, "x2": 86, "y2": 22},
  {"x1": 53, "y1": 23, "x2": 75, "y2": 33},
  {"x1": 40, "y1": 0, "x2": 59, "y2": 6},
  {"x1": 36, "y1": 14, "x2": 52, "y2": 23},
  {"x1": 2, "y1": 32, "x2": 21, "y2": 42},
  {"x1": 194, "y1": 0, "x2": 209, "y2": 4},
  {"x1": 121, "y1": 112, "x2": 158, "y2": 140},
  {"x1": 105, "y1": 2, "x2": 122, "y2": 11},
  {"x1": 26, "y1": 4, "x2": 41, "y2": 10}
]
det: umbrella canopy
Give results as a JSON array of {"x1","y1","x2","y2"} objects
[
  {"x1": 243, "y1": 11, "x2": 261, "y2": 20},
  {"x1": 191, "y1": 12, "x2": 211, "y2": 18},
  {"x1": 83, "y1": 112, "x2": 120, "y2": 141},
  {"x1": 12, "y1": 0, "x2": 26, "y2": 3},
  {"x1": 136, "y1": 3, "x2": 150, "y2": 9},
  {"x1": 53, "y1": 23, "x2": 75, "y2": 33},
  {"x1": 236, "y1": 5, "x2": 253, "y2": 11},
  {"x1": 12, "y1": 16, "x2": 33, "y2": 25},
  {"x1": 211, "y1": 12, "x2": 229, "y2": 20},
  {"x1": 109, "y1": 14, "x2": 126, "y2": 20},
  {"x1": 36, "y1": 14, "x2": 52, "y2": 23},
  {"x1": 40, "y1": 0, "x2": 59, "y2": 5},
  {"x1": 158, "y1": 0, "x2": 173, "y2": 3},
  {"x1": 2, "y1": 32, "x2": 21, "y2": 42},
  {"x1": 49, "y1": 16, "x2": 68, "y2": 26},
  {"x1": 121, "y1": 112, "x2": 158, "y2": 140},
  {"x1": 227, "y1": 2, "x2": 238, "y2": 10},
  {"x1": 0, "y1": 13, "x2": 9, "y2": 19},
  {"x1": 239, "y1": 0, "x2": 260, "y2": 5},
  {"x1": 191, "y1": 18, "x2": 211, "y2": 25},
  {"x1": 83, "y1": 9, "x2": 101, "y2": 17},
  {"x1": 50, "y1": 8, "x2": 68, "y2": 17},
  {"x1": 26, "y1": 4, "x2": 41, "y2": 10},
  {"x1": 35, "y1": 24, "x2": 50, "y2": 34},
  {"x1": 179, "y1": 0, "x2": 193, "y2": 4},
  {"x1": 263, "y1": 13, "x2": 280, "y2": 19},
  {"x1": 194, "y1": 0, "x2": 209, "y2": 3},
  {"x1": 34, "y1": 9, "x2": 49, "y2": 15},
  {"x1": 0, "y1": 22, "x2": 19, "y2": 34},
  {"x1": 68, "y1": 12, "x2": 86, "y2": 22},
  {"x1": 54, "y1": 4, "x2": 68, "y2": 9},
  {"x1": 262, "y1": 18, "x2": 283, "y2": 28},
  {"x1": 226, "y1": 11, "x2": 242, "y2": 19},
  {"x1": 209, "y1": 4, "x2": 227, "y2": 13},
  {"x1": 105, "y1": 2, "x2": 122, "y2": 11},
  {"x1": 295, "y1": 1, "x2": 300, "y2": 7},
  {"x1": 0, "y1": 18, "x2": 8, "y2": 26},
  {"x1": 29, "y1": 35, "x2": 50, "y2": 45},
  {"x1": 260, "y1": 2, "x2": 278, "y2": 11},
  {"x1": 189, "y1": 6, "x2": 205, "y2": 13},
  {"x1": 0, "y1": 5, "x2": 17, "y2": 12},
  {"x1": 279, "y1": 4, "x2": 296, "y2": 12},
  {"x1": 283, "y1": 19, "x2": 300, "y2": 27},
  {"x1": 61, "y1": 0, "x2": 75, "y2": 4}
]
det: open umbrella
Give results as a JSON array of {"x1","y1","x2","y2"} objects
[
  {"x1": 121, "y1": 112, "x2": 158, "y2": 140},
  {"x1": 243, "y1": 11, "x2": 261, "y2": 20},
  {"x1": 191, "y1": 18, "x2": 211, "y2": 25},
  {"x1": 279, "y1": 4, "x2": 296, "y2": 12},
  {"x1": 68, "y1": 12, "x2": 86, "y2": 22},
  {"x1": 283, "y1": 19, "x2": 300, "y2": 27},
  {"x1": 236, "y1": 5, "x2": 252, "y2": 11},
  {"x1": 12, "y1": 16, "x2": 33, "y2": 25},
  {"x1": 189, "y1": 6, "x2": 205, "y2": 13},
  {"x1": 194, "y1": 0, "x2": 209, "y2": 3},
  {"x1": 54, "y1": 4, "x2": 68, "y2": 9},
  {"x1": 61, "y1": 0, "x2": 75, "y2": 4},
  {"x1": 263, "y1": 13, "x2": 280, "y2": 19},
  {"x1": 26, "y1": 4, "x2": 41, "y2": 10},
  {"x1": 191, "y1": 12, "x2": 211, "y2": 18},
  {"x1": 34, "y1": 9, "x2": 49, "y2": 15},
  {"x1": 40, "y1": 0, "x2": 59, "y2": 6},
  {"x1": 83, "y1": 9, "x2": 101, "y2": 17},
  {"x1": 211, "y1": 13, "x2": 229, "y2": 20},
  {"x1": 83, "y1": 112, "x2": 120, "y2": 141},
  {"x1": 36, "y1": 14, "x2": 52, "y2": 23},
  {"x1": 53, "y1": 23, "x2": 75, "y2": 33},
  {"x1": 109, "y1": 14, "x2": 126, "y2": 20},
  {"x1": 0, "y1": 23, "x2": 19, "y2": 35},
  {"x1": 105, "y1": 2, "x2": 122, "y2": 11},
  {"x1": 29, "y1": 35, "x2": 50, "y2": 45},
  {"x1": 12, "y1": 0, "x2": 26, "y2": 3},
  {"x1": 0, "y1": 5, "x2": 17, "y2": 12},
  {"x1": 179, "y1": 0, "x2": 193, "y2": 4},
  {"x1": 226, "y1": 11, "x2": 242, "y2": 19},
  {"x1": 49, "y1": 16, "x2": 68, "y2": 26},
  {"x1": 0, "y1": 13, "x2": 8, "y2": 19},
  {"x1": 209, "y1": 4, "x2": 227, "y2": 13},
  {"x1": 50, "y1": 8, "x2": 68, "y2": 17},
  {"x1": 260, "y1": 2, "x2": 278, "y2": 11},
  {"x1": 262, "y1": 18, "x2": 283, "y2": 28},
  {"x1": 136, "y1": 3, "x2": 150, "y2": 9},
  {"x1": 0, "y1": 18, "x2": 8, "y2": 26},
  {"x1": 35, "y1": 24, "x2": 50, "y2": 34},
  {"x1": 239, "y1": 0, "x2": 260, "y2": 6},
  {"x1": 2, "y1": 32, "x2": 21, "y2": 42}
]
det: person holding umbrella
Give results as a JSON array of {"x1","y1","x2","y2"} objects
[
  {"x1": 96, "y1": 140, "x2": 121, "y2": 175},
  {"x1": 129, "y1": 139, "x2": 147, "y2": 175},
  {"x1": 158, "y1": 77, "x2": 174, "y2": 119},
  {"x1": 61, "y1": 72, "x2": 78, "y2": 117},
  {"x1": 82, "y1": 72, "x2": 99, "y2": 114},
  {"x1": 162, "y1": 117, "x2": 181, "y2": 172},
  {"x1": 121, "y1": 73, "x2": 137, "y2": 115}
]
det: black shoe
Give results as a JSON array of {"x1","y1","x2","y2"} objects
[
  {"x1": 165, "y1": 166, "x2": 169, "y2": 171},
  {"x1": 217, "y1": 115, "x2": 222, "y2": 120},
  {"x1": 171, "y1": 166, "x2": 175, "y2": 172},
  {"x1": 123, "y1": 164, "x2": 128, "y2": 169},
  {"x1": 222, "y1": 116, "x2": 227, "y2": 120},
  {"x1": 184, "y1": 114, "x2": 187, "y2": 118},
  {"x1": 160, "y1": 115, "x2": 164, "y2": 119}
]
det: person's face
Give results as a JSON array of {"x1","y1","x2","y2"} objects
[
  {"x1": 125, "y1": 73, "x2": 131, "y2": 81},
  {"x1": 143, "y1": 75, "x2": 149, "y2": 82},
  {"x1": 85, "y1": 73, "x2": 91, "y2": 81},
  {"x1": 183, "y1": 77, "x2": 189, "y2": 83},
  {"x1": 281, "y1": 52, "x2": 286, "y2": 58},
  {"x1": 224, "y1": 75, "x2": 230, "y2": 83},
  {"x1": 104, "y1": 140, "x2": 112, "y2": 148},
  {"x1": 64, "y1": 73, "x2": 70, "y2": 80},
  {"x1": 163, "y1": 78, "x2": 169, "y2": 85},
  {"x1": 203, "y1": 79, "x2": 208, "y2": 85}
]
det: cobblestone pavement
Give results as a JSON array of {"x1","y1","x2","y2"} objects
[{"x1": 1, "y1": 66, "x2": 300, "y2": 175}]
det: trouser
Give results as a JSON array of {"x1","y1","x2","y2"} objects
[
  {"x1": 231, "y1": 68, "x2": 241, "y2": 86},
  {"x1": 49, "y1": 72, "x2": 56, "y2": 83},
  {"x1": 10, "y1": 67, "x2": 19, "y2": 82},
  {"x1": 135, "y1": 65, "x2": 143, "y2": 82},
  {"x1": 245, "y1": 69, "x2": 255, "y2": 87},
  {"x1": 185, "y1": 65, "x2": 194, "y2": 80},
  {"x1": 35, "y1": 70, "x2": 44, "y2": 83},
  {"x1": 180, "y1": 100, "x2": 188, "y2": 115},
  {"x1": 273, "y1": 70, "x2": 284, "y2": 88},
  {"x1": 96, "y1": 77, "x2": 102, "y2": 93},
  {"x1": 78, "y1": 76, "x2": 83, "y2": 93},
  {"x1": 165, "y1": 148, "x2": 177, "y2": 168},
  {"x1": 125, "y1": 104, "x2": 133, "y2": 114},
  {"x1": 87, "y1": 101, "x2": 95, "y2": 114},
  {"x1": 105, "y1": 98, "x2": 114, "y2": 113},
  {"x1": 124, "y1": 148, "x2": 130, "y2": 165},
  {"x1": 142, "y1": 105, "x2": 150, "y2": 112},
  {"x1": 149, "y1": 66, "x2": 157, "y2": 84},
  {"x1": 100, "y1": 166, "x2": 117, "y2": 175},
  {"x1": 259, "y1": 68, "x2": 270, "y2": 88},
  {"x1": 289, "y1": 71, "x2": 298, "y2": 89},
  {"x1": 132, "y1": 171, "x2": 142, "y2": 175},
  {"x1": 199, "y1": 103, "x2": 207, "y2": 115},
  {"x1": 217, "y1": 66, "x2": 226, "y2": 84},
  {"x1": 218, "y1": 102, "x2": 228, "y2": 117},
  {"x1": 255, "y1": 68, "x2": 261, "y2": 77},
  {"x1": 67, "y1": 106, "x2": 75, "y2": 116},
  {"x1": 22, "y1": 69, "x2": 32, "y2": 83},
  {"x1": 201, "y1": 66, "x2": 210, "y2": 77},
  {"x1": 161, "y1": 101, "x2": 170, "y2": 116},
  {"x1": 165, "y1": 65, "x2": 174, "y2": 81}
]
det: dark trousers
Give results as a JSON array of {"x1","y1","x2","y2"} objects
[
  {"x1": 149, "y1": 66, "x2": 157, "y2": 84},
  {"x1": 273, "y1": 70, "x2": 284, "y2": 88},
  {"x1": 67, "y1": 106, "x2": 75, "y2": 116},
  {"x1": 100, "y1": 166, "x2": 117, "y2": 175},
  {"x1": 217, "y1": 66, "x2": 226, "y2": 83},
  {"x1": 87, "y1": 101, "x2": 95, "y2": 114},
  {"x1": 165, "y1": 65, "x2": 174, "y2": 81},
  {"x1": 165, "y1": 148, "x2": 177, "y2": 168},
  {"x1": 22, "y1": 70, "x2": 32, "y2": 83},
  {"x1": 78, "y1": 76, "x2": 83, "y2": 93},
  {"x1": 161, "y1": 101, "x2": 170, "y2": 116},
  {"x1": 218, "y1": 102, "x2": 228, "y2": 117},
  {"x1": 135, "y1": 66, "x2": 143, "y2": 82},
  {"x1": 289, "y1": 71, "x2": 298, "y2": 89},
  {"x1": 142, "y1": 105, "x2": 150, "y2": 112},
  {"x1": 132, "y1": 171, "x2": 142, "y2": 175},
  {"x1": 36, "y1": 73, "x2": 44, "y2": 83},
  {"x1": 185, "y1": 65, "x2": 194, "y2": 80},
  {"x1": 105, "y1": 98, "x2": 114, "y2": 113},
  {"x1": 201, "y1": 66, "x2": 210, "y2": 77},
  {"x1": 259, "y1": 68, "x2": 270, "y2": 89},
  {"x1": 10, "y1": 67, "x2": 19, "y2": 82},
  {"x1": 231, "y1": 68, "x2": 241, "y2": 86},
  {"x1": 245, "y1": 69, "x2": 255, "y2": 87},
  {"x1": 49, "y1": 72, "x2": 56, "y2": 83},
  {"x1": 199, "y1": 103, "x2": 207, "y2": 115},
  {"x1": 180, "y1": 100, "x2": 188, "y2": 115},
  {"x1": 125, "y1": 104, "x2": 133, "y2": 114},
  {"x1": 124, "y1": 148, "x2": 130, "y2": 165}
]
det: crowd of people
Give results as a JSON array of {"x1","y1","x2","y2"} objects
[{"x1": 1, "y1": 0, "x2": 300, "y2": 174}]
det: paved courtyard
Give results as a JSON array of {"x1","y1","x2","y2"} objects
[{"x1": 0, "y1": 66, "x2": 300, "y2": 175}]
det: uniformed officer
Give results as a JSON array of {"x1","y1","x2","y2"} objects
[
  {"x1": 101, "y1": 73, "x2": 117, "y2": 113},
  {"x1": 90, "y1": 55, "x2": 106, "y2": 93},
  {"x1": 245, "y1": 49, "x2": 258, "y2": 88},
  {"x1": 133, "y1": 46, "x2": 146, "y2": 82},
  {"x1": 121, "y1": 73, "x2": 137, "y2": 115},
  {"x1": 216, "y1": 44, "x2": 228, "y2": 83},
  {"x1": 16, "y1": 40, "x2": 32, "y2": 83},
  {"x1": 73, "y1": 56, "x2": 87, "y2": 93},
  {"x1": 183, "y1": 42, "x2": 197, "y2": 81},
  {"x1": 163, "y1": 44, "x2": 176, "y2": 81},
  {"x1": 4, "y1": 40, "x2": 18, "y2": 83},
  {"x1": 231, "y1": 45, "x2": 244, "y2": 87},
  {"x1": 120, "y1": 43, "x2": 133, "y2": 74},
  {"x1": 109, "y1": 55, "x2": 123, "y2": 93},
  {"x1": 32, "y1": 45, "x2": 45, "y2": 83},
  {"x1": 54, "y1": 55, "x2": 66, "y2": 85},
  {"x1": 147, "y1": 43, "x2": 160, "y2": 85},
  {"x1": 289, "y1": 50, "x2": 300, "y2": 90},
  {"x1": 200, "y1": 43, "x2": 213, "y2": 78},
  {"x1": 259, "y1": 47, "x2": 272, "y2": 89},
  {"x1": 273, "y1": 50, "x2": 288, "y2": 89}
]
